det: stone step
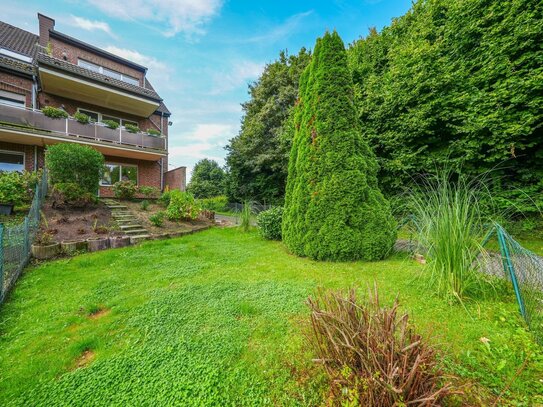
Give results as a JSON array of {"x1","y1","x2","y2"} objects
[
  {"x1": 113, "y1": 214, "x2": 136, "y2": 218},
  {"x1": 120, "y1": 224, "x2": 143, "y2": 230},
  {"x1": 108, "y1": 206, "x2": 128, "y2": 210},
  {"x1": 112, "y1": 212, "x2": 132, "y2": 215},
  {"x1": 125, "y1": 229, "x2": 148, "y2": 235},
  {"x1": 130, "y1": 235, "x2": 151, "y2": 244},
  {"x1": 116, "y1": 219, "x2": 136, "y2": 223}
]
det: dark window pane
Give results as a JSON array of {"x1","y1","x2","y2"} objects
[
  {"x1": 79, "y1": 110, "x2": 99, "y2": 122},
  {"x1": 121, "y1": 166, "x2": 137, "y2": 184},
  {"x1": 101, "y1": 164, "x2": 118, "y2": 185},
  {"x1": 102, "y1": 115, "x2": 120, "y2": 124},
  {"x1": 0, "y1": 152, "x2": 24, "y2": 172}
]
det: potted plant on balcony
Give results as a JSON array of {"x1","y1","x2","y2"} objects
[
  {"x1": 102, "y1": 119, "x2": 120, "y2": 129},
  {"x1": 124, "y1": 123, "x2": 140, "y2": 133},
  {"x1": 74, "y1": 112, "x2": 91, "y2": 124},
  {"x1": 147, "y1": 128, "x2": 161, "y2": 137},
  {"x1": 42, "y1": 106, "x2": 68, "y2": 119}
]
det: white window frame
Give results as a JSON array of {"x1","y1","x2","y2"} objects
[
  {"x1": 0, "y1": 149, "x2": 25, "y2": 172},
  {"x1": 0, "y1": 90, "x2": 26, "y2": 108},
  {"x1": 77, "y1": 58, "x2": 140, "y2": 86},
  {"x1": 100, "y1": 162, "x2": 138, "y2": 186},
  {"x1": 77, "y1": 108, "x2": 139, "y2": 130}
]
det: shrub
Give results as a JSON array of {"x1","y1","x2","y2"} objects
[
  {"x1": 166, "y1": 190, "x2": 200, "y2": 221},
  {"x1": 0, "y1": 170, "x2": 40, "y2": 207},
  {"x1": 124, "y1": 124, "x2": 140, "y2": 133},
  {"x1": 138, "y1": 185, "x2": 160, "y2": 199},
  {"x1": 238, "y1": 200, "x2": 253, "y2": 232},
  {"x1": 51, "y1": 183, "x2": 94, "y2": 208},
  {"x1": 42, "y1": 106, "x2": 68, "y2": 119},
  {"x1": 149, "y1": 211, "x2": 165, "y2": 227},
  {"x1": 198, "y1": 195, "x2": 228, "y2": 212},
  {"x1": 140, "y1": 200, "x2": 149, "y2": 211},
  {"x1": 257, "y1": 207, "x2": 283, "y2": 240},
  {"x1": 113, "y1": 180, "x2": 137, "y2": 200},
  {"x1": 159, "y1": 190, "x2": 171, "y2": 207},
  {"x1": 147, "y1": 128, "x2": 161, "y2": 136},
  {"x1": 46, "y1": 143, "x2": 104, "y2": 194},
  {"x1": 74, "y1": 112, "x2": 91, "y2": 124},
  {"x1": 102, "y1": 120, "x2": 119, "y2": 130},
  {"x1": 282, "y1": 31, "x2": 396, "y2": 261},
  {"x1": 307, "y1": 287, "x2": 452, "y2": 405}
]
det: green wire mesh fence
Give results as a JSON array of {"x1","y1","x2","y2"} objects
[
  {"x1": 0, "y1": 170, "x2": 47, "y2": 305},
  {"x1": 482, "y1": 224, "x2": 543, "y2": 345}
]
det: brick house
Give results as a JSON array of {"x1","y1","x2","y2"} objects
[{"x1": 0, "y1": 14, "x2": 186, "y2": 196}]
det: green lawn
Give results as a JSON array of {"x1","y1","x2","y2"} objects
[{"x1": 1, "y1": 228, "x2": 542, "y2": 405}]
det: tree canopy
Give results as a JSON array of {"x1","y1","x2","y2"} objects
[
  {"x1": 282, "y1": 32, "x2": 396, "y2": 261},
  {"x1": 225, "y1": 48, "x2": 310, "y2": 204},
  {"x1": 186, "y1": 159, "x2": 226, "y2": 198}
]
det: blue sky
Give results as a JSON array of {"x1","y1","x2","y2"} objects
[{"x1": 2, "y1": 0, "x2": 412, "y2": 177}]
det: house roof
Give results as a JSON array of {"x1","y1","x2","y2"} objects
[
  {"x1": 0, "y1": 21, "x2": 38, "y2": 57},
  {"x1": 37, "y1": 53, "x2": 162, "y2": 102},
  {"x1": 144, "y1": 78, "x2": 171, "y2": 116}
]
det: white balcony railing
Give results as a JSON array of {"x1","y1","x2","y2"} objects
[{"x1": 0, "y1": 103, "x2": 166, "y2": 151}]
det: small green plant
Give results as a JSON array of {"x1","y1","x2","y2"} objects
[
  {"x1": 238, "y1": 201, "x2": 254, "y2": 232},
  {"x1": 124, "y1": 124, "x2": 140, "y2": 133},
  {"x1": 257, "y1": 207, "x2": 283, "y2": 240},
  {"x1": 74, "y1": 112, "x2": 91, "y2": 124},
  {"x1": 42, "y1": 106, "x2": 68, "y2": 119},
  {"x1": 112, "y1": 180, "x2": 137, "y2": 200},
  {"x1": 159, "y1": 190, "x2": 171, "y2": 207},
  {"x1": 147, "y1": 128, "x2": 161, "y2": 136},
  {"x1": 166, "y1": 190, "x2": 200, "y2": 221},
  {"x1": 35, "y1": 230, "x2": 54, "y2": 245},
  {"x1": 51, "y1": 182, "x2": 94, "y2": 208},
  {"x1": 102, "y1": 120, "x2": 119, "y2": 130},
  {"x1": 149, "y1": 211, "x2": 165, "y2": 227},
  {"x1": 0, "y1": 170, "x2": 40, "y2": 207},
  {"x1": 140, "y1": 200, "x2": 149, "y2": 211},
  {"x1": 138, "y1": 185, "x2": 160, "y2": 199}
]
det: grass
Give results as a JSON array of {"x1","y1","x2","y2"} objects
[{"x1": 0, "y1": 228, "x2": 542, "y2": 405}]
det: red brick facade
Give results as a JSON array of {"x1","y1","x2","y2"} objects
[
  {"x1": 0, "y1": 141, "x2": 44, "y2": 171},
  {"x1": 0, "y1": 72, "x2": 33, "y2": 107},
  {"x1": 164, "y1": 167, "x2": 187, "y2": 191}
]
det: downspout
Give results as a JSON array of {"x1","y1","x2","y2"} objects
[
  {"x1": 34, "y1": 146, "x2": 37, "y2": 171},
  {"x1": 31, "y1": 74, "x2": 37, "y2": 109},
  {"x1": 160, "y1": 111, "x2": 165, "y2": 190}
]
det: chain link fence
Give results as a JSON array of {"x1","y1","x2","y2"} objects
[{"x1": 0, "y1": 171, "x2": 47, "y2": 305}]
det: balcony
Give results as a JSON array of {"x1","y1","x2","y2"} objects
[{"x1": 0, "y1": 103, "x2": 166, "y2": 161}]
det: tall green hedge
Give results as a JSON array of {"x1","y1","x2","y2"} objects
[
  {"x1": 46, "y1": 143, "x2": 104, "y2": 194},
  {"x1": 283, "y1": 32, "x2": 396, "y2": 261}
]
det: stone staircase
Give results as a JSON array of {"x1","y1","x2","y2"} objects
[{"x1": 102, "y1": 198, "x2": 151, "y2": 242}]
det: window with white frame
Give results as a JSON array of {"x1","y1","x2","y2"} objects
[
  {"x1": 0, "y1": 150, "x2": 24, "y2": 172},
  {"x1": 0, "y1": 90, "x2": 25, "y2": 107},
  {"x1": 77, "y1": 109, "x2": 139, "y2": 129},
  {"x1": 101, "y1": 163, "x2": 138, "y2": 186},
  {"x1": 77, "y1": 59, "x2": 140, "y2": 86}
]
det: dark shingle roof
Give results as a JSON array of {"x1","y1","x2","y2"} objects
[
  {"x1": 37, "y1": 53, "x2": 162, "y2": 101},
  {"x1": 0, "y1": 55, "x2": 34, "y2": 75},
  {"x1": 0, "y1": 21, "x2": 38, "y2": 57}
]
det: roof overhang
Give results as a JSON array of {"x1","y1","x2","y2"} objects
[
  {"x1": 38, "y1": 67, "x2": 160, "y2": 117},
  {"x1": 0, "y1": 127, "x2": 166, "y2": 161}
]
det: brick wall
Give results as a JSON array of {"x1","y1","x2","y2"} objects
[
  {"x1": 0, "y1": 72, "x2": 33, "y2": 107},
  {"x1": 0, "y1": 141, "x2": 43, "y2": 171},
  {"x1": 99, "y1": 155, "x2": 162, "y2": 198},
  {"x1": 164, "y1": 167, "x2": 186, "y2": 192}
]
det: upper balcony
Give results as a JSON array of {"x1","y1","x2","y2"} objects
[
  {"x1": 37, "y1": 53, "x2": 161, "y2": 117},
  {"x1": 0, "y1": 103, "x2": 166, "y2": 161}
]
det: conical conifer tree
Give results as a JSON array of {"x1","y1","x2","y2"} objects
[{"x1": 283, "y1": 31, "x2": 396, "y2": 261}]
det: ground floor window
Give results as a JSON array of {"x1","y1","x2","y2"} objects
[
  {"x1": 0, "y1": 150, "x2": 24, "y2": 172},
  {"x1": 101, "y1": 163, "x2": 138, "y2": 186}
]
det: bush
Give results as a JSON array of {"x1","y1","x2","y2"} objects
[
  {"x1": 147, "y1": 128, "x2": 161, "y2": 136},
  {"x1": 102, "y1": 120, "x2": 119, "y2": 130},
  {"x1": 46, "y1": 143, "x2": 104, "y2": 195},
  {"x1": 0, "y1": 170, "x2": 40, "y2": 207},
  {"x1": 307, "y1": 287, "x2": 452, "y2": 405},
  {"x1": 149, "y1": 211, "x2": 165, "y2": 227},
  {"x1": 198, "y1": 195, "x2": 228, "y2": 212},
  {"x1": 159, "y1": 190, "x2": 171, "y2": 207},
  {"x1": 140, "y1": 200, "x2": 149, "y2": 211},
  {"x1": 51, "y1": 183, "x2": 94, "y2": 208},
  {"x1": 42, "y1": 106, "x2": 68, "y2": 119},
  {"x1": 74, "y1": 112, "x2": 90, "y2": 124},
  {"x1": 124, "y1": 124, "x2": 140, "y2": 133},
  {"x1": 282, "y1": 31, "x2": 396, "y2": 261},
  {"x1": 113, "y1": 180, "x2": 137, "y2": 200},
  {"x1": 138, "y1": 185, "x2": 160, "y2": 199},
  {"x1": 166, "y1": 190, "x2": 200, "y2": 221},
  {"x1": 257, "y1": 207, "x2": 283, "y2": 240}
]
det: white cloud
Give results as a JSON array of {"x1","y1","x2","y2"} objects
[
  {"x1": 211, "y1": 60, "x2": 264, "y2": 94},
  {"x1": 69, "y1": 16, "x2": 115, "y2": 37},
  {"x1": 86, "y1": 0, "x2": 223, "y2": 37},
  {"x1": 240, "y1": 10, "x2": 314, "y2": 44},
  {"x1": 184, "y1": 123, "x2": 234, "y2": 142},
  {"x1": 103, "y1": 46, "x2": 169, "y2": 73}
]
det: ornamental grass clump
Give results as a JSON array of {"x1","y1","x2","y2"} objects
[
  {"x1": 307, "y1": 287, "x2": 454, "y2": 406},
  {"x1": 237, "y1": 200, "x2": 254, "y2": 232},
  {"x1": 406, "y1": 170, "x2": 493, "y2": 302}
]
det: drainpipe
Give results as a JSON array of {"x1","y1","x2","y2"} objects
[
  {"x1": 34, "y1": 146, "x2": 38, "y2": 171},
  {"x1": 31, "y1": 74, "x2": 37, "y2": 109}
]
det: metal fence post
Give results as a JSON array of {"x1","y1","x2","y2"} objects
[
  {"x1": 497, "y1": 226, "x2": 526, "y2": 318},
  {"x1": 23, "y1": 216, "x2": 30, "y2": 263}
]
